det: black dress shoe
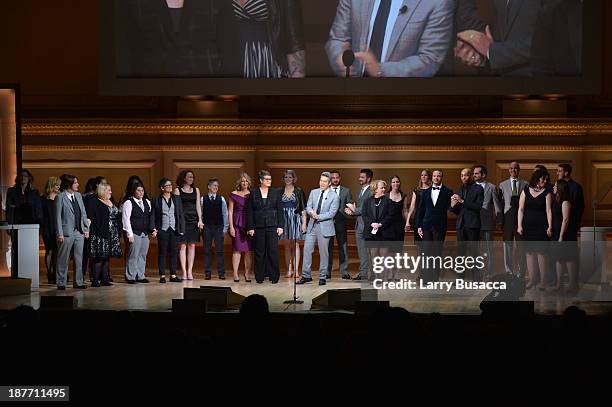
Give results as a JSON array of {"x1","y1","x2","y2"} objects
[
  {"x1": 341, "y1": 274, "x2": 352, "y2": 280},
  {"x1": 91, "y1": 282, "x2": 101, "y2": 287},
  {"x1": 57, "y1": 286, "x2": 66, "y2": 291},
  {"x1": 319, "y1": 279, "x2": 326, "y2": 286},
  {"x1": 127, "y1": 280, "x2": 136, "y2": 285},
  {"x1": 296, "y1": 277, "x2": 312, "y2": 285},
  {"x1": 219, "y1": 276, "x2": 226, "y2": 280},
  {"x1": 271, "y1": 280, "x2": 279, "y2": 284},
  {"x1": 101, "y1": 281, "x2": 113, "y2": 286},
  {"x1": 169, "y1": 276, "x2": 182, "y2": 283},
  {"x1": 234, "y1": 279, "x2": 240, "y2": 283},
  {"x1": 73, "y1": 285, "x2": 87, "y2": 289},
  {"x1": 108, "y1": 277, "x2": 114, "y2": 282},
  {"x1": 326, "y1": 274, "x2": 332, "y2": 279},
  {"x1": 353, "y1": 275, "x2": 362, "y2": 281},
  {"x1": 204, "y1": 275, "x2": 211, "y2": 280},
  {"x1": 136, "y1": 278, "x2": 150, "y2": 283},
  {"x1": 159, "y1": 277, "x2": 167, "y2": 284}
]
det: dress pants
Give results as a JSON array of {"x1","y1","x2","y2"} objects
[
  {"x1": 302, "y1": 223, "x2": 331, "y2": 280},
  {"x1": 456, "y1": 227, "x2": 481, "y2": 281},
  {"x1": 203, "y1": 224, "x2": 225, "y2": 277},
  {"x1": 126, "y1": 233, "x2": 149, "y2": 281},
  {"x1": 503, "y1": 205, "x2": 526, "y2": 276},
  {"x1": 421, "y1": 227, "x2": 446, "y2": 282},
  {"x1": 355, "y1": 228, "x2": 371, "y2": 279},
  {"x1": 254, "y1": 227, "x2": 280, "y2": 283},
  {"x1": 328, "y1": 223, "x2": 349, "y2": 277},
  {"x1": 157, "y1": 228, "x2": 178, "y2": 276},
  {"x1": 57, "y1": 232, "x2": 85, "y2": 287}
]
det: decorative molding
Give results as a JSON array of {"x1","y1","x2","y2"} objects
[
  {"x1": 266, "y1": 162, "x2": 475, "y2": 169},
  {"x1": 172, "y1": 161, "x2": 247, "y2": 170},
  {"x1": 23, "y1": 160, "x2": 156, "y2": 169}
]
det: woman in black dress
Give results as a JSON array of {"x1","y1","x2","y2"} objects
[
  {"x1": 219, "y1": 0, "x2": 305, "y2": 78},
  {"x1": 41, "y1": 176, "x2": 61, "y2": 284},
  {"x1": 174, "y1": 170, "x2": 203, "y2": 280},
  {"x1": 363, "y1": 180, "x2": 394, "y2": 281},
  {"x1": 518, "y1": 168, "x2": 553, "y2": 290},
  {"x1": 87, "y1": 184, "x2": 123, "y2": 287},
  {"x1": 552, "y1": 179, "x2": 579, "y2": 293},
  {"x1": 404, "y1": 170, "x2": 432, "y2": 244},
  {"x1": 385, "y1": 176, "x2": 407, "y2": 280}
]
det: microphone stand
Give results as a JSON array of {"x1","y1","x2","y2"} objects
[{"x1": 284, "y1": 210, "x2": 304, "y2": 308}]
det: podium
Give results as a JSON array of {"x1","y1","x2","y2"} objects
[{"x1": 0, "y1": 224, "x2": 40, "y2": 291}]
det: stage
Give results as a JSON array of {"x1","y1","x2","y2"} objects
[{"x1": 2, "y1": 269, "x2": 611, "y2": 316}]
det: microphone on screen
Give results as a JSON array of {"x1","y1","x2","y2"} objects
[
  {"x1": 342, "y1": 49, "x2": 355, "y2": 78},
  {"x1": 399, "y1": 5, "x2": 408, "y2": 14}
]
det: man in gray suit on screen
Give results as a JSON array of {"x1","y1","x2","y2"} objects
[
  {"x1": 297, "y1": 172, "x2": 340, "y2": 286},
  {"x1": 325, "y1": 0, "x2": 454, "y2": 77}
]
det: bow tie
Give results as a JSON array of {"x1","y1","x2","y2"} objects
[{"x1": 432, "y1": 187, "x2": 440, "y2": 190}]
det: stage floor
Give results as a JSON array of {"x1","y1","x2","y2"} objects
[{"x1": 2, "y1": 269, "x2": 611, "y2": 315}]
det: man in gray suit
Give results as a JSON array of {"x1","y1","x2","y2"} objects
[
  {"x1": 297, "y1": 172, "x2": 340, "y2": 286},
  {"x1": 498, "y1": 162, "x2": 528, "y2": 276},
  {"x1": 473, "y1": 165, "x2": 502, "y2": 279},
  {"x1": 55, "y1": 174, "x2": 90, "y2": 290},
  {"x1": 325, "y1": 0, "x2": 454, "y2": 78},
  {"x1": 345, "y1": 169, "x2": 374, "y2": 280},
  {"x1": 327, "y1": 170, "x2": 353, "y2": 280}
]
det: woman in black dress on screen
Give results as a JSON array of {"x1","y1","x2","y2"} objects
[
  {"x1": 517, "y1": 168, "x2": 553, "y2": 290},
  {"x1": 174, "y1": 170, "x2": 203, "y2": 281},
  {"x1": 218, "y1": 0, "x2": 305, "y2": 78},
  {"x1": 385, "y1": 176, "x2": 407, "y2": 280},
  {"x1": 551, "y1": 179, "x2": 579, "y2": 293},
  {"x1": 41, "y1": 176, "x2": 61, "y2": 284}
]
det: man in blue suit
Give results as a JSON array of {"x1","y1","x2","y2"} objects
[{"x1": 417, "y1": 169, "x2": 453, "y2": 282}]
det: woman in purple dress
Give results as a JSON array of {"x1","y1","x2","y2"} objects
[{"x1": 228, "y1": 173, "x2": 253, "y2": 282}]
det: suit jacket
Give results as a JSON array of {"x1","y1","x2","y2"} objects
[
  {"x1": 55, "y1": 191, "x2": 89, "y2": 238},
  {"x1": 152, "y1": 194, "x2": 186, "y2": 235},
  {"x1": 305, "y1": 188, "x2": 340, "y2": 237},
  {"x1": 330, "y1": 185, "x2": 352, "y2": 227},
  {"x1": 325, "y1": 0, "x2": 454, "y2": 77},
  {"x1": 457, "y1": 0, "x2": 542, "y2": 76},
  {"x1": 5, "y1": 186, "x2": 43, "y2": 225},
  {"x1": 499, "y1": 178, "x2": 528, "y2": 214},
  {"x1": 450, "y1": 182, "x2": 484, "y2": 230},
  {"x1": 246, "y1": 187, "x2": 284, "y2": 230},
  {"x1": 416, "y1": 185, "x2": 453, "y2": 232},
  {"x1": 567, "y1": 178, "x2": 584, "y2": 227},
  {"x1": 477, "y1": 181, "x2": 503, "y2": 231},
  {"x1": 361, "y1": 195, "x2": 395, "y2": 238},
  {"x1": 86, "y1": 198, "x2": 122, "y2": 240},
  {"x1": 352, "y1": 185, "x2": 371, "y2": 233}
]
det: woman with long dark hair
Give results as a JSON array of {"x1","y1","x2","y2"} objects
[
  {"x1": 386, "y1": 176, "x2": 407, "y2": 280},
  {"x1": 174, "y1": 170, "x2": 203, "y2": 280},
  {"x1": 552, "y1": 179, "x2": 579, "y2": 293},
  {"x1": 279, "y1": 169, "x2": 307, "y2": 278}
]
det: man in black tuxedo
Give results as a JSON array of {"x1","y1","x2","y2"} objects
[
  {"x1": 450, "y1": 168, "x2": 485, "y2": 281},
  {"x1": 417, "y1": 170, "x2": 453, "y2": 282}
]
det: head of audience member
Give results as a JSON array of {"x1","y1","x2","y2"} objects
[
  {"x1": 330, "y1": 170, "x2": 341, "y2": 187},
  {"x1": 529, "y1": 168, "x2": 550, "y2": 190},
  {"x1": 44, "y1": 176, "x2": 61, "y2": 198},
  {"x1": 554, "y1": 179, "x2": 570, "y2": 204},
  {"x1": 460, "y1": 168, "x2": 473, "y2": 185},
  {"x1": 208, "y1": 178, "x2": 220, "y2": 196},
  {"x1": 359, "y1": 168, "x2": 373, "y2": 186},
  {"x1": 240, "y1": 294, "x2": 270, "y2": 318},
  {"x1": 370, "y1": 179, "x2": 387, "y2": 198},
  {"x1": 389, "y1": 175, "x2": 402, "y2": 194},
  {"x1": 432, "y1": 170, "x2": 443, "y2": 186},
  {"x1": 417, "y1": 169, "x2": 432, "y2": 189},
  {"x1": 97, "y1": 183, "x2": 112, "y2": 201},
  {"x1": 14, "y1": 169, "x2": 34, "y2": 189},
  {"x1": 159, "y1": 178, "x2": 173, "y2": 196},
  {"x1": 177, "y1": 169, "x2": 195, "y2": 189},
  {"x1": 131, "y1": 182, "x2": 145, "y2": 201},
  {"x1": 508, "y1": 161, "x2": 520, "y2": 179},
  {"x1": 60, "y1": 174, "x2": 79, "y2": 193},
  {"x1": 557, "y1": 163, "x2": 572, "y2": 181},
  {"x1": 283, "y1": 169, "x2": 298, "y2": 187},
  {"x1": 234, "y1": 172, "x2": 252, "y2": 192},
  {"x1": 473, "y1": 165, "x2": 487, "y2": 183},
  {"x1": 258, "y1": 170, "x2": 272, "y2": 189},
  {"x1": 319, "y1": 172, "x2": 331, "y2": 191}
]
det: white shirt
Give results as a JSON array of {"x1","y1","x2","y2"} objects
[
  {"x1": 317, "y1": 188, "x2": 330, "y2": 210},
  {"x1": 367, "y1": 0, "x2": 404, "y2": 63},
  {"x1": 66, "y1": 192, "x2": 75, "y2": 201},
  {"x1": 359, "y1": 185, "x2": 369, "y2": 199},
  {"x1": 431, "y1": 184, "x2": 442, "y2": 206},
  {"x1": 122, "y1": 198, "x2": 152, "y2": 238},
  {"x1": 331, "y1": 186, "x2": 340, "y2": 195}
]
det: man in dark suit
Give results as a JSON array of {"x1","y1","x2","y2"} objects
[
  {"x1": 556, "y1": 163, "x2": 584, "y2": 280},
  {"x1": 246, "y1": 170, "x2": 284, "y2": 284},
  {"x1": 454, "y1": 0, "x2": 543, "y2": 76},
  {"x1": 327, "y1": 170, "x2": 353, "y2": 280},
  {"x1": 451, "y1": 168, "x2": 485, "y2": 281},
  {"x1": 473, "y1": 165, "x2": 502, "y2": 279},
  {"x1": 417, "y1": 170, "x2": 453, "y2": 282}
]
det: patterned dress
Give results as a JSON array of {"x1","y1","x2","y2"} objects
[
  {"x1": 90, "y1": 204, "x2": 123, "y2": 260},
  {"x1": 280, "y1": 192, "x2": 304, "y2": 241}
]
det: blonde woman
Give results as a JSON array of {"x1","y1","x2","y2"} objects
[
  {"x1": 362, "y1": 180, "x2": 393, "y2": 280},
  {"x1": 228, "y1": 173, "x2": 253, "y2": 282},
  {"x1": 41, "y1": 176, "x2": 61, "y2": 284}
]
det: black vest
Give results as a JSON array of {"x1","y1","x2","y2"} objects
[
  {"x1": 129, "y1": 198, "x2": 151, "y2": 235},
  {"x1": 71, "y1": 195, "x2": 83, "y2": 233},
  {"x1": 202, "y1": 195, "x2": 222, "y2": 225}
]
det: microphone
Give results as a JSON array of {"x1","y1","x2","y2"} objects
[
  {"x1": 342, "y1": 49, "x2": 355, "y2": 78},
  {"x1": 399, "y1": 5, "x2": 408, "y2": 14}
]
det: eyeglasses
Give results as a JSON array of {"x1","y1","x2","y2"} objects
[
  {"x1": 263, "y1": 177, "x2": 272, "y2": 181},
  {"x1": 163, "y1": 184, "x2": 173, "y2": 188}
]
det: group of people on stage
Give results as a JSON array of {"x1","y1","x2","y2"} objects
[
  {"x1": 5, "y1": 162, "x2": 584, "y2": 292},
  {"x1": 118, "y1": 0, "x2": 581, "y2": 78}
]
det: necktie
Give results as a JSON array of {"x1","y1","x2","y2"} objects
[
  {"x1": 137, "y1": 200, "x2": 144, "y2": 211},
  {"x1": 316, "y1": 191, "x2": 325, "y2": 214},
  {"x1": 210, "y1": 195, "x2": 215, "y2": 201},
  {"x1": 333, "y1": 187, "x2": 338, "y2": 194},
  {"x1": 512, "y1": 179, "x2": 518, "y2": 196},
  {"x1": 369, "y1": 0, "x2": 392, "y2": 64}
]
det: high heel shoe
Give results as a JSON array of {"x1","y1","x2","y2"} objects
[
  {"x1": 187, "y1": 272, "x2": 193, "y2": 280},
  {"x1": 244, "y1": 274, "x2": 252, "y2": 283}
]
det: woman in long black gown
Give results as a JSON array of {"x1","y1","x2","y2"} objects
[
  {"x1": 385, "y1": 176, "x2": 407, "y2": 281},
  {"x1": 41, "y1": 177, "x2": 61, "y2": 284}
]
